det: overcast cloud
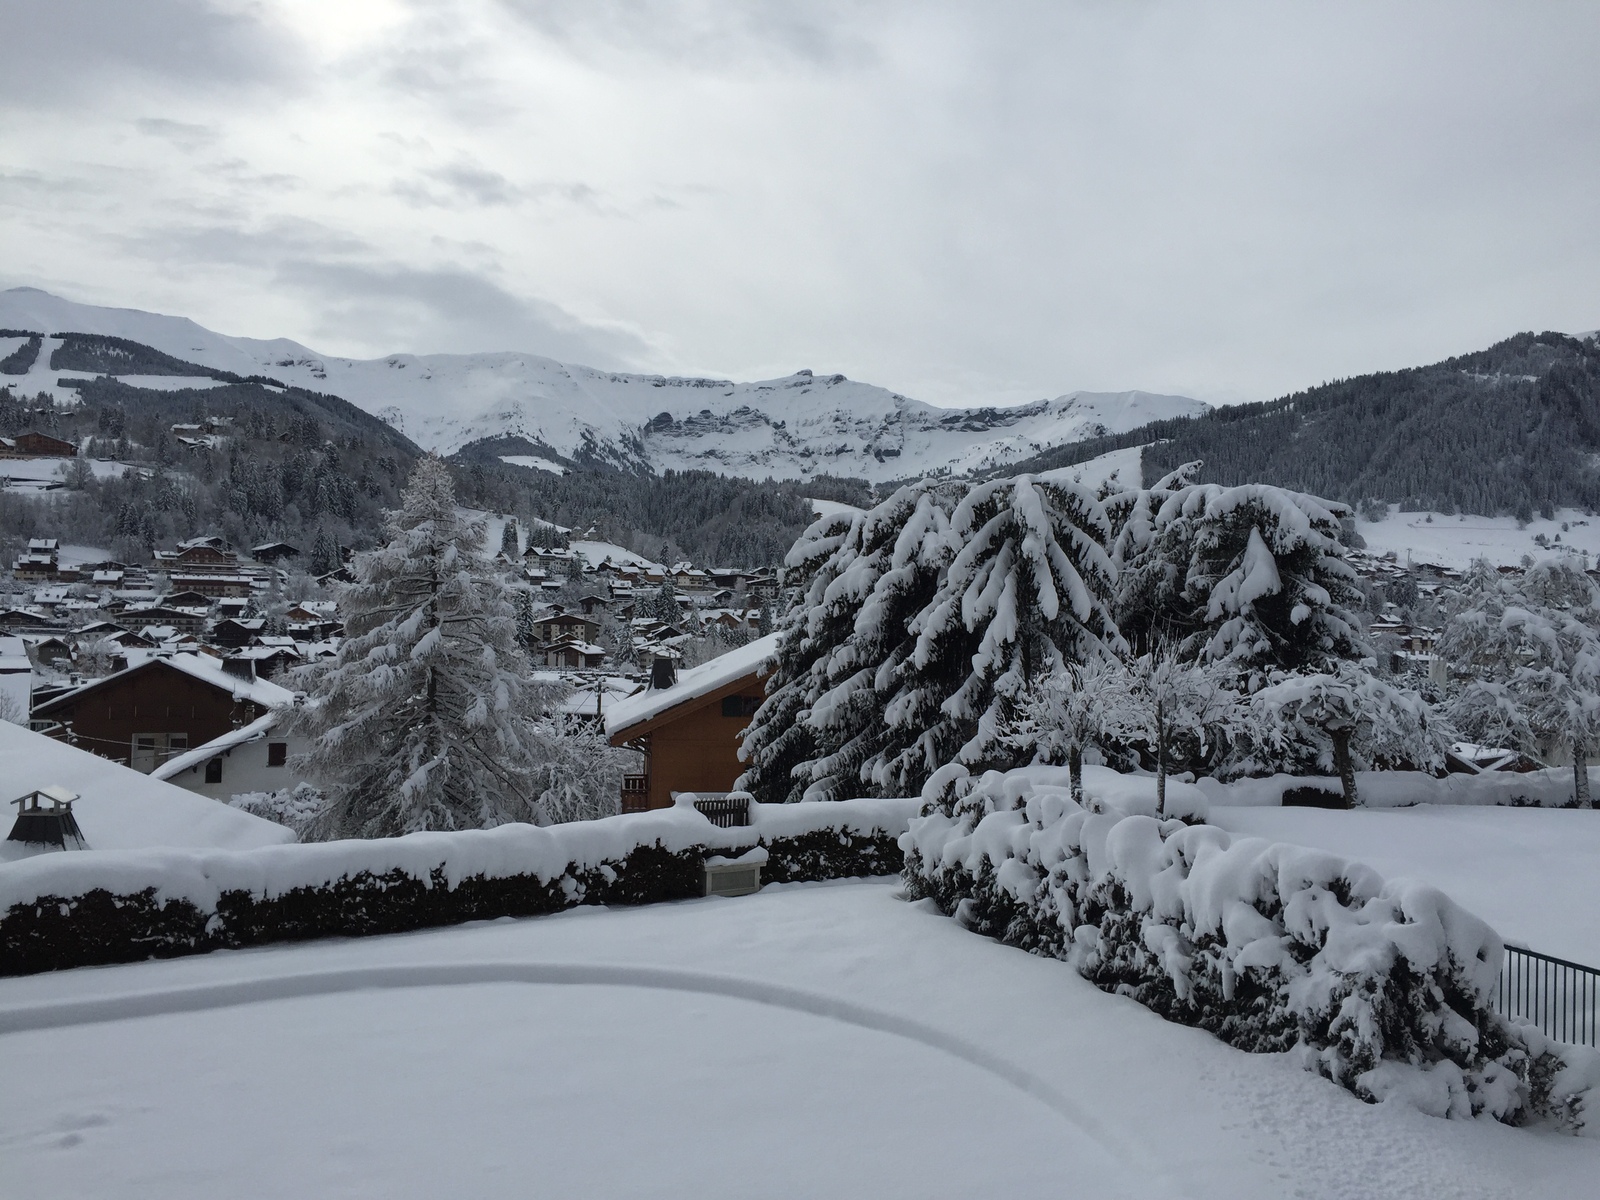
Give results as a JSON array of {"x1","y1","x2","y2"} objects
[{"x1": 1, "y1": 0, "x2": 1596, "y2": 406}]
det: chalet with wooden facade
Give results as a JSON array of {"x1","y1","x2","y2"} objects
[
  {"x1": 0, "y1": 431, "x2": 76, "y2": 458},
  {"x1": 31, "y1": 653, "x2": 295, "y2": 772},
  {"x1": 604, "y1": 634, "x2": 777, "y2": 812}
]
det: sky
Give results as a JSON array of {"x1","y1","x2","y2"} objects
[{"x1": 2, "y1": 1, "x2": 1597, "y2": 409}]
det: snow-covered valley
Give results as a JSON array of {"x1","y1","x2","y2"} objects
[{"x1": 0, "y1": 288, "x2": 1205, "y2": 481}]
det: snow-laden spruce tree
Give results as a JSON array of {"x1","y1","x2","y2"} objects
[
  {"x1": 290, "y1": 455, "x2": 573, "y2": 838},
  {"x1": 1117, "y1": 481, "x2": 1367, "y2": 687},
  {"x1": 736, "y1": 508, "x2": 860, "y2": 804},
  {"x1": 499, "y1": 517, "x2": 519, "y2": 558},
  {"x1": 1109, "y1": 461, "x2": 1204, "y2": 654},
  {"x1": 799, "y1": 483, "x2": 953, "y2": 802},
  {"x1": 1440, "y1": 557, "x2": 1600, "y2": 806},
  {"x1": 899, "y1": 475, "x2": 1122, "y2": 799}
]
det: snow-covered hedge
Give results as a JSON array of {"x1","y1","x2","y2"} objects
[
  {"x1": 902, "y1": 764, "x2": 1599, "y2": 1130},
  {"x1": 0, "y1": 796, "x2": 917, "y2": 976}
]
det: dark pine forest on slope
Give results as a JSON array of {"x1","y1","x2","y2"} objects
[{"x1": 1005, "y1": 332, "x2": 1600, "y2": 519}]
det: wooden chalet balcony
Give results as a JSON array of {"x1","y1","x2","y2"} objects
[{"x1": 620, "y1": 774, "x2": 649, "y2": 813}]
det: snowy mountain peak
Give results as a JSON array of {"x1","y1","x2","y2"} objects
[{"x1": 0, "y1": 288, "x2": 1208, "y2": 482}]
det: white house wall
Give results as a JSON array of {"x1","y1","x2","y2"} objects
[{"x1": 161, "y1": 732, "x2": 309, "y2": 801}]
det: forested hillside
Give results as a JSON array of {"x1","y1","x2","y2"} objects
[
  {"x1": 1006, "y1": 332, "x2": 1600, "y2": 519},
  {"x1": 452, "y1": 439, "x2": 870, "y2": 565},
  {"x1": 0, "y1": 375, "x2": 419, "y2": 564}
]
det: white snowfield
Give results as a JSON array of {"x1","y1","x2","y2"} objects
[
  {"x1": 3, "y1": 881, "x2": 1596, "y2": 1199},
  {"x1": 0, "y1": 722, "x2": 292, "y2": 862},
  {"x1": 1360, "y1": 503, "x2": 1600, "y2": 570},
  {"x1": 0, "y1": 288, "x2": 1207, "y2": 480}
]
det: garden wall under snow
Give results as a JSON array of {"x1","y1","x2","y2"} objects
[
  {"x1": 0, "y1": 796, "x2": 917, "y2": 977},
  {"x1": 902, "y1": 764, "x2": 1600, "y2": 1131}
]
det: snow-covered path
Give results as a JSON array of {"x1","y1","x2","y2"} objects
[{"x1": 4, "y1": 881, "x2": 1596, "y2": 1198}]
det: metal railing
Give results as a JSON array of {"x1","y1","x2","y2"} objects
[
  {"x1": 1494, "y1": 944, "x2": 1600, "y2": 1047},
  {"x1": 694, "y1": 795, "x2": 751, "y2": 828}
]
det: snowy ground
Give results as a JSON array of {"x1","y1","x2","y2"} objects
[
  {"x1": 807, "y1": 496, "x2": 865, "y2": 520},
  {"x1": 4, "y1": 881, "x2": 1596, "y2": 1198},
  {"x1": 498, "y1": 454, "x2": 566, "y2": 474},
  {"x1": 1038, "y1": 443, "x2": 1146, "y2": 492},
  {"x1": 1358, "y1": 504, "x2": 1600, "y2": 571},
  {"x1": 0, "y1": 457, "x2": 131, "y2": 491},
  {"x1": 1207, "y1": 805, "x2": 1600, "y2": 967}
]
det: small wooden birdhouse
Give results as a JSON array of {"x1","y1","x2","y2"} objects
[{"x1": 7, "y1": 785, "x2": 88, "y2": 852}]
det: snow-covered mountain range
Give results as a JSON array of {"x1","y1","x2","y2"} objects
[{"x1": 0, "y1": 288, "x2": 1206, "y2": 482}]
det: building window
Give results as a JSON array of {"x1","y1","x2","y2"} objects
[
  {"x1": 205, "y1": 758, "x2": 223, "y2": 784},
  {"x1": 267, "y1": 741, "x2": 288, "y2": 767},
  {"x1": 721, "y1": 695, "x2": 760, "y2": 717}
]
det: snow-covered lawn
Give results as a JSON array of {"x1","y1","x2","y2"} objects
[
  {"x1": 4, "y1": 881, "x2": 1596, "y2": 1198},
  {"x1": 1359, "y1": 504, "x2": 1600, "y2": 570},
  {"x1": 498, "y1": 453, "x2": 566, "y2": 474},
  {"x1": 1207, "y1": 805, "x2": 1600, "y2": 967}
]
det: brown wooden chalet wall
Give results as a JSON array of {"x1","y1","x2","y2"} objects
[
  {"x1": 610, "y1": 670, "x2": 766, "y2": 810},
  {"x1": 34, "y1": 663, "x2": 268, "y2": 767}
]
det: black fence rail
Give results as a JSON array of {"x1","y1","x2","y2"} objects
[
  {"x1": 693, "y1": 795, "x2": 751, "y2": 828},
  {"x1": 1494, "y1": 944, "x2": 1600, "y2": 1047}
]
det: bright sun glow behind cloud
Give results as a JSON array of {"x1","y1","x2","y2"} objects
[{"x1": 1, "y1": 1, "x2": 1596, "y2": 408}]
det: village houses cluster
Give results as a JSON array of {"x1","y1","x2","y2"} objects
[{"x1": 0, "y1": 510, "x2": 783, "y2": 813}]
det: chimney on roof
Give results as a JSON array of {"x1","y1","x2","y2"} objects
[
  {"x1": 221, "y1": 656, "x2": 256, "y2": 682},
  {"x1": 650, "y1": 653, "x2": 678, "y2": 691}
]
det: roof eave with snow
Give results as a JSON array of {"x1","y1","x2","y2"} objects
[{"x1": 604, "y1": 633, "x2": 779, "y2": 740}]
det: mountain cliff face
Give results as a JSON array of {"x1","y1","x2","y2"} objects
[{"x1": 0, "y1": 288, "x2": 1205, "y2": 482}]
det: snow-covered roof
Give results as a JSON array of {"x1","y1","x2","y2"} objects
[
  {"x1": 547, "y1": 639, "x2": 605, "y2": 656},
  {"x1": 34, "y1": 651, "x2": 296, "y2": 715},
  {"x1": 558, "y1": 676, "x2": 644, "y2": 715},
  {"x1": 0, "y1": 720, "x2": 291, "y2": 860},
  {"x1": 604, "y1": 633, "x2": 778, "y2": 738},
  {"x1": 152, "y1": 710, "x2": 280, "y2": 781}
]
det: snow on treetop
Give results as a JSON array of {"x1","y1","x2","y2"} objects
[{"x1": 605, "y1": 633, "x2": 780, "y2": 737}]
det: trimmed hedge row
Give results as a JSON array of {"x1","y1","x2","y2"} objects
[
  {"x1": 2, "y1": 820, "x2": 906, "y2": 977},
  {"x1": 902, "y1": 764, "x2": 1600, "y2": 1130}
]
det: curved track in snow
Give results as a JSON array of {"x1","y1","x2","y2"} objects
[{"x1": 0, "y1": 959, "x2": 1181, "y2": 1196}]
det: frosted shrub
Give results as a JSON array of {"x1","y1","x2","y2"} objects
[{"x1": 903, "y1": 765, "x2": 1592, "y2": 1129}]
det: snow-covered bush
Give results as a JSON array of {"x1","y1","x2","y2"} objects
[
  {"x1": 229, "y1": 783, "x2": 323, "y2": 831},
  {"x1": 1231, "y1": 664, "x2": 1449, "y2": 802},
  {"x1": 1441, "y1": 557, "x2": 1600, "y2": 806},
  {"x1": 902, "y1": 765, "x2": 1591, "y2": 1129}
]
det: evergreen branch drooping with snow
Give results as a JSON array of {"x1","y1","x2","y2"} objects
[{"x1": 288, "y1": 455, "x2": 575, "y2": 838}]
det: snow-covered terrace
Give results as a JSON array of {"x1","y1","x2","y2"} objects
[{"x1": 4, "y1": 880, "x2": 1594, "y2": 1197}]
